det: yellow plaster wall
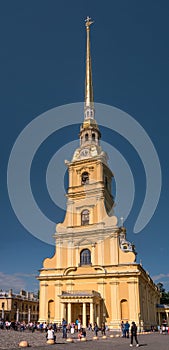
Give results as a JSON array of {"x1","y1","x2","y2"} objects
[{"x1": 119, "y1": 249, "x2": 136, "y2": 264}]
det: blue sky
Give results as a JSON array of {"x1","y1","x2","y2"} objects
[{"x1": 0, "y1": 1, "x2": 169, "y2": 293}]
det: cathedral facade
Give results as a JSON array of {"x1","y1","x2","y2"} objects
[{"x1": 38, "y1": 18, "x2": 160, "y2": 330}]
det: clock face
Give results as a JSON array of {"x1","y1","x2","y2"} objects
[{"x1": 80, "y1": 148, "x2": 89, "y2": 157}]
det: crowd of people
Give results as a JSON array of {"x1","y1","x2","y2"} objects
[
  {"x1": 0, "y1": 318, "x2": 103, "y2": 342},
  {"x1": 0, "y1": 320, "x2": 48, "y2": 332},
  {"x1": 1, "y1": 317, "x2": 168, "y2": 346}
]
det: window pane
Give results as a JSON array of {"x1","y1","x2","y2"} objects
[{"x1": 80, "y1": 249, "x2": 91, "y2": 265}]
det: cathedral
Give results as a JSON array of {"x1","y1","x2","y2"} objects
[{"x1": 38, "y1": 18, "x2": 160, "y2": 330}]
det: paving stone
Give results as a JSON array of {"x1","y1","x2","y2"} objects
[{"x1": 0, "y1": 329, "x2": 169, "y2": 350}]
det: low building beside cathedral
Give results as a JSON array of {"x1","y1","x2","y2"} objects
[
  {"x1": 38, "y1": 18, "x2": 160, "y2": 330},
  {"x1": 0, "y1": 289, "x2": 39, "y2": 322}
]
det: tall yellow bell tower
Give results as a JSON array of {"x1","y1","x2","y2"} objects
[{"x1": 38, "y1": 17, "x2": 160, "y2": 330}]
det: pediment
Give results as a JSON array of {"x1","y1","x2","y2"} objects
[{"x1": 75, "y1": 237, "x2": 96, "y2": 247}]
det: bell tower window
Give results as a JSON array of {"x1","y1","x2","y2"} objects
[
  {"x1": 80, "y1": 249, "x2": 91, "y2": 265},
  {"x1": 85, "y1": 133, "x2": 89, "y2": 141},
  {"x1": 81, "y1": 209, "x2": 89, "y2": 225},
  {"x1": 81, "y1": 172, "x2": 89, "y2": 185},
  {"x1": 92, "y1": 133, "x2": 95, "y2": 141}
]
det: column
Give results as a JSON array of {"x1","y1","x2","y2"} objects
[
  {"x1": 61, "y1": 302, "x2": 65, "y2": 323},
  {"x1": 69, "y1": 167, "x2": 73, "y2": 187},
  {"x1": 56, "y1": 242, "x2": 60, "y2": 268},
  {"x1": 98, "y1": 241, "x2": 103, "y2": 265},
  {"x1": 67, "y1": 303, "x2": 71, "y2": 324},
  {"x1": 28, "y1": 308, "x2": 31, "y2": 323},
  {"x1": 96, "y1": 304, "x2": 100, "y2": 327},
  {"x1": 82, "y1": 303, "x2": 87, "y2": 327},
  {"x1": 110, "y1": 232, "x2": 119, "y2": 265},
  {"x1": 90, "y1": 206, "x2": 94, "y2": 224},
  {"x1": 67, "y1": 199, "x2": 73, "y2": 226},
  {"x1": 16, "y1": 308, "x2": 19, "y2": 322},
  {"x1": 110, "y1": 280, "x2": 120, "y2": 328},
  {"x1": 94, "y1": 303, "x2": 96, "y2": 322},
  {"x1": 76, "y1": 246, "x2": 79, "y2": 266},
  {"x1": 39, "y1": 283, "x2": 48, "y2": 322},
  {"x1": 97, "y1": 161, "x2": 102, "y2": 182},
  {"x1": 146, "y1": 284, "x2": 150, "y2": 324},
  {"x1": 76, "y1": 208, "x2": 80, "y2": 226},
  {"x1": 90, "y1": 302, "x2": 94, "y2": 327},
  {"x1": 68, "y1": 241, "x2": 74, "y2": 266},
  {"x1": 91, "y1": 244, "x2": 96, "y2": 265},
  {"x1": 1, "y1": 306, "x2": 4, "y2": 320},
  {"x1": 54, "y1": 283, "x2": 63, "y2": 323},
  {"x1": 128, "y1": 279, "x2": 139, "y2": 324},
  {"x1": 97, "y1": 196, "x2": 102, "y2": 223}
]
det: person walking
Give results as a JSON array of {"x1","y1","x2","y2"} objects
[
  {"x1": 130, "y1": 321, "x2": 139, "y2": 347},
  {"x1": 62, "y1": 318, "x2": 67, "y2": 339},
  {"x1": 94, "y1": 322, "x2": 99, "y2": 336},
  {"x1": 101, "y1": 322, "x2": 106, "y2": 335},
  {"x1": 121, "y1": 321, "x2": 125, "y2": 337}
]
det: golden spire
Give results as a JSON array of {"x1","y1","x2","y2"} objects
[{"x1": 84, "y1": 16, "x2": 95, "y2": 119}]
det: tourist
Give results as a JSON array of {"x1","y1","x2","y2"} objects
[
  {"x1": 70, "y1": 322, "x2": 75, "y2": 334},
  {"x1": 5, "y1": 320, "x2": 10, "y2": 330},
  {"x1": 75, "y1": 318, "x2": 78, "y2": 332},
  {"x1": 62, "y1": 318, "x2": 67, "y2": 338},
  {"x1": 46, "y1": 326, "x2": 56, "y2": 342},
  {"x1": 88, "y1": 321, "x2": 92, "y2": 330},
  {"x1": 125, "y1": 320, "x2": 130, "y2": 338},
  {"x1": 77, "y1": 319, "x2": 81, "y2": 331},
  {"x1": 78, "y1": 327, "x2": 86, "y2": 340},
  {"x1": 53, "y1": 322, "x2": 57, "y2": 333},
  {"x1": 39, "y1": 323, "x2": 43, "y2": 332},
  {"x1": 121, "y1": 320, "x2": 125, "y2": 337},
  {"x1": 94, "y1": 322, "x2": 99, "y2": 336},
  {"x1": 101, "y1": 322, "x2": 106, "y2": 335},
  {"x1": 130, "y1": 321, "x2": 139, "y2": 347}
]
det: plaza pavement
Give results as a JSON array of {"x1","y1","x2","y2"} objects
[{"x1": 0, "y1": 329, "x2": 169, "y2": 350}]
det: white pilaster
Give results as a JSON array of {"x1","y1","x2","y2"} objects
[
  {"x1": 83, "y1": 303, "x2": 87, "y2": 327},
  {"x1": 90, "y1": 302, "x2": 94, "y2": 327},
  {"x1": 28, "y1": 308, "x2": 31, "y2": 323},
  {"x1": 16, "y1": 308, "x2": 19, "y2": 322},
  {"x1": 110, "y1": 280, "x2": 120, "y2": 328},
  {"x1": 68, "y1": 303, "x2": 71, "y2": 324}
]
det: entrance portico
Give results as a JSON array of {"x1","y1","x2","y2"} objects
[{"x1": 59, "y1": 290, "x2": 102, "y2": 327}]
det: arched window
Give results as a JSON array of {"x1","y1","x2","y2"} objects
[
  {"x1": 92, "y1": 133, "x2": 95, "y2": 141},
  {"x1": 80, "y1": 249, "x2": 91, "y2": 265},
  {"x1": 81, "y1": 209, "x2": 89, "y2": 225},
  {"x1": 81, "y1": 172, "x2": 89, "y2": 184},
  {"x1": 120, "y1": 299, "x2": 129, "y2": 321},
  {"x1": 85, "y1": 133, "x2": 89, "y2": 141},
  {"x1": 48, "y1": 300, "x2": 55, "y2": 321}
]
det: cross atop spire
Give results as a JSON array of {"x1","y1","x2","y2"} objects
[
  {"x1": 84, "y1": 16, "x2": 94, "y2": 120},
  {"x1": 85, "y1": 16, "x2": 94, "y2": 28}
]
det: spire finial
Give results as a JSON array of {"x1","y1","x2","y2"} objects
[
  {"x1": 84, "y1": 16, "x2": 94, "y2": 119},
  {"x1": 85, "y1": 16, "x2": 94, "y2": 28}
]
